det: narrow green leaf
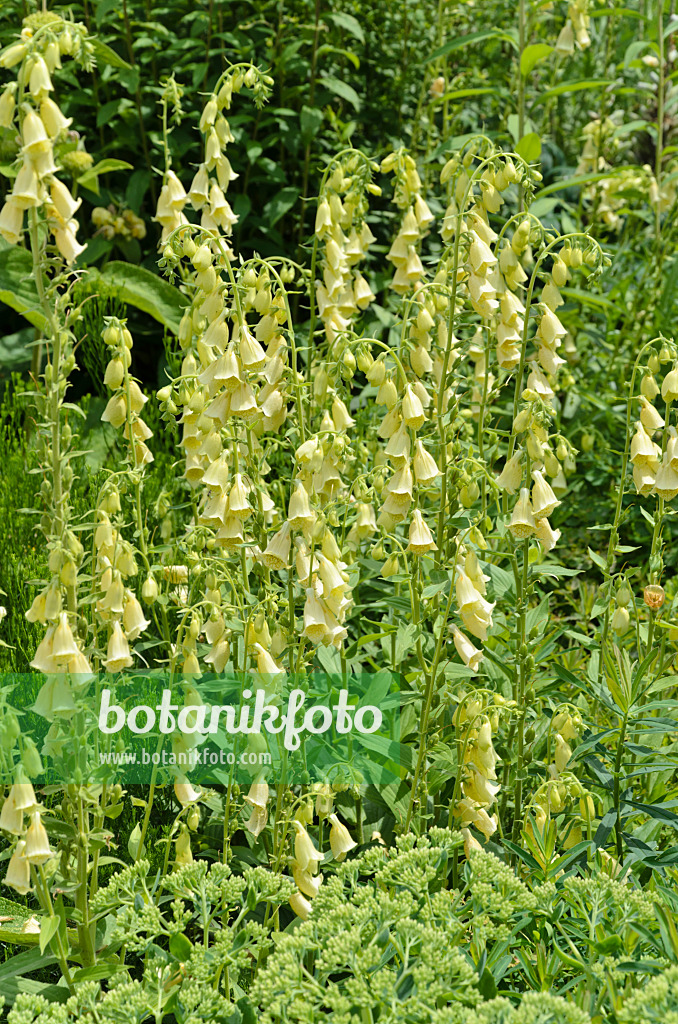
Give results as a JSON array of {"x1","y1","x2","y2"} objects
[
  {"x1": 534, "y1": 79, "x2": 612, "y2": 103},
  {"x1": 423, "y1": 29, "x2": 518, "y2": 64}
]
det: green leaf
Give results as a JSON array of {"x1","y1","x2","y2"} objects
[
  {"x1": 128, "y1": 821, "x2": 142, "y2": 860},
  {"x1": 0, "y1": 897, "x2": 41, "y2": 946},
  {"x1": 445, "y1": 87, "x2": 497, "y2": 100},
  {"x1": 321, "y1": 75, "x2": 362, "y2": 112},
  {"x1": 0, "y1": 241, "x2": 44, "y2": 329},
  {"x1": 395, "y1": 623, "x2": 418, "y2": 664},
  {"x1": 588, "y1": 546, "x2": 607, "y2": 572},
  {"x1": 94, "y1": 262, "x2": 187, "y2": 334},
  {"x1": 170, "y1": 931, "x2": 193, "y2": 959},
  {"x1": 326, "y1": 11, "x2": 365, "y2": 43},
  {"x1": 534, "y1": 79, "x2": 611, "y2": 103},
  {"x1": 0, "y1": 327, "x2": 34, "y2": 371},
  {"x1": 73, "y1": 963, "x2": 124, "y2": 982},
  {"x1": 89, "y1": 37, "x2": 132, "y2": 71},
  {"x1": 0, "y1": 946, "x2": 57, "y2": 984},
  {"x1": 516, "y1": 132, "x2": 541, "y2": 162},
  {"x1": 520, "y1": 43, "x2": 554, "y2": 76},
  {"x1": 423, "y1": 29, "x2": 518, "y2": 64},
  {"x1": 300, "y1": 105, "x2": 324, "y2": 145},
  {"x1": 77, "y1": 158, "x2": 134, "y2": 193},
  {"x1": 38, "y1": 915, "x2": 59, "y2": 955},
  {"x1": 534, "y1": 169, "x2": 633, "y2": 199},
  {"x1": 262, "y1": 187, "x2": 299, "y2": 228}
]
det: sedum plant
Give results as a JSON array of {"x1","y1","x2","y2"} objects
[{"x1": 0, "y1": 3, "x2": 676, "y2": 1021}]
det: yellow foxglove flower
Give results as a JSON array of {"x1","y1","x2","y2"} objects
[
  {"x1": 632, "y1": 462, "x2": 656, "y2": 496},
  {"x1": 554, "y1": 733, "x2": 572, "y2": 773},
  {"x1": 40, "y1": 96, "x2": 71, "y2": 136},
  {"x1": 262, "y1": 521, "x2": 292, "y2": 570},
  {"x1": 174, "y1": 780, "x2": 202, "y2": 807},
  {"x1": 630, "y1": 421, "x2": 659, "y2": 466},
  {"x1": 302, "y1": 589, "x2": 330, "y2": 645},
  {"x1": 328, "y1": 814, "x2": 357, "y2": 861},
  {"x1": 51, "y1": 612, "x2": 79, "y2": 662},
  {"x1": 508, "y1": 488, "x2": 536, "y2": 540},
  {"x1": 289, "y1": 891, "x2": 312, "y2": 920},
  {"x1": 243, "y1": 782, "x2": 269, "y2": 837},
  {"x1": 11, "y1": 162, "x2": 41, "y2": 209},
  {"x1": 406, "y1": 509, "x2": 437, "y2": 555},
  {"x1": 461, "y1": 826, "x2": 483, "y2": 857},
  {"x1": 104, "y1": 621, "x2": 133, "y2": 673},
  {"x1": 0, "y1": 198, "x2": 24, "y2": 244},
  {"x1": 402, "y1": 384, "x2": 426, "y2": 429},
  {"x1": 28, "y1": 56, "x2": 53, "y2": 98},
  {"x1": 531, "y1": 470, "x2": 560, "y2": 518},
  {"x1": 451, "y1": 625, "x2": 483, "y2": 672},
  {"x1": 496, "y1": 451, "x2": 523, "y2": 493},
  {"x1": 534, "y1": 518, "x2": 561, "y2": 553},
  {"x1": 175, "y1": 827, "x2": 193, "y2": 866},
  {"x1": 292, "y1": 863, "x2": 323, "y2": 897},
  {"x1": 653, "y1": 457, "x2": 678, "y2": 500},
  {"x1": 4, "y1": 840, "x2": 31, "y2": 895},
  {"x1": 639, "y1": 396, "x2": 664, "y2": 433},
  {"x1": 25, "y1": 811, "x2": 52, "y2": 865},
  {"x1": 293, "y1": 823, "x2": 324, "y2": 877},
  {"x1": 413, "y1": 440, "x2": 440, "y2": 483},
  {"x1": 661, "y1": 366, "x2": 678, "y2": 402}
]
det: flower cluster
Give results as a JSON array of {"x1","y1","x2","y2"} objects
[
  {"x1": 0, "y1": 12, "x2": 89, "y2": 261},
  {"x1": 0, "y1": 776, "x2": 53, "y2": 895},
  {"x1": 555, "y1": 0, "x2": 591, "y2": 56},
  {"x1": 631, "y1": 349, "x2": 678, "y2": 499},
  {"x1": 314, "y1": 151, "x2": 379, "y2": 342},
  {"x1": 453, "y1": 693, "x2": 503, "y2": 841},
  {"x1": 92, "y1": 204, "x2": 146, "y2": 241},
  {"x1": 382, "y1": 148, "x2": 434, "y2": 294}
]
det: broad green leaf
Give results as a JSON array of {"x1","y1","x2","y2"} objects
[
  {"x1": 316, "y1": 45, "x2": 360, "y2": 70},
  {"x1": 39, "y1": 914, "x2": 59, "y2": 955},
  {"x1": 516, "y1": 132, "x2": 541, "y2": 162},
  {"x1": 89, "y1": 37, "x2": 132, "y2": 70},
  {"x1": 395, "y1": 623, "x2": 418, "y2": 664},
  {"x1": 95, "y1": 262, "x2": 187, "y2": 334},
  {"x1": 0, "y1": 241, "x2": 44, "y2": 330},
  {"x1": 520, "y1": 43, "x2": 554, "y2": 76},
  {"x1": 300, "y1": 105, "x2": 324, "y2": 145},
  {"x1": 77, "y1": 158, "x2": 134, "y2": 193},
  {"x1": 327, "y1": 11, "x2": 365, "y2": 44},
  {"x1": 262, "y1": 187, "x2": 299, "y2": 227},
  {"x1": 0, "y1": 327, "x2": 34, "y2": 371},
  {"x1": 623, "y1": 40, "x2": 657, "y2": 68},
  {"x1": 321, "y1": 75, "x2": 362, "y2": 112},
  {"x1": 0, "y1": 896, "x2": 41, "y2": 947}
]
